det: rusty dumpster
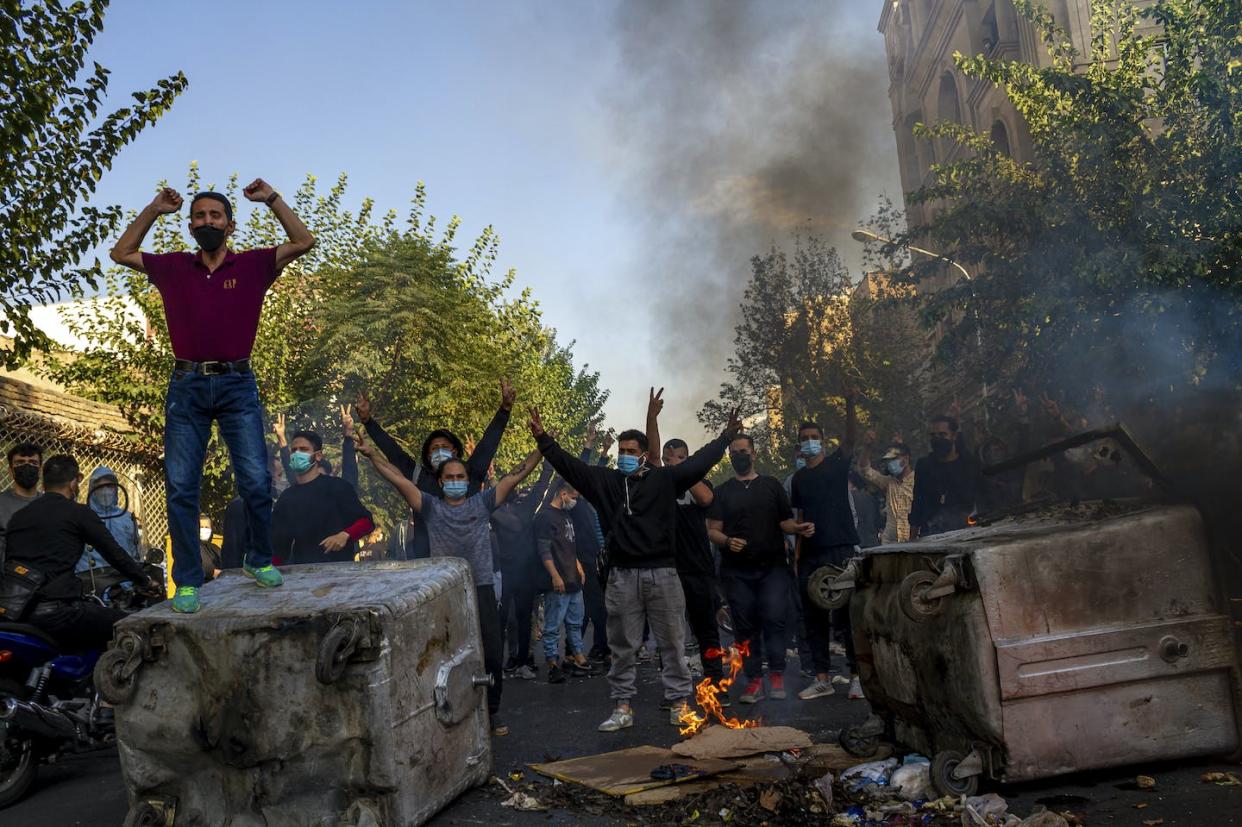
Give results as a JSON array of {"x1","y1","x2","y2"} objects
[
  {"x1": 829, "y1": 498, "x2": 1242, "y2": 796},
  {"x1": 97, "y1": 559, "x2": 492, "y2": 826}
]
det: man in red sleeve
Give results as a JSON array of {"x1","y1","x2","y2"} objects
[
  {"x1": 270, "y1": 431, "x2": 374, "y2": 564},
  {"x1": 110, "y1": 180, "x2": 315, "y2": 612}
]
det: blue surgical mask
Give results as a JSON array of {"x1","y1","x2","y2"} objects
[
  {"x1": 289, "y1": 450, "x2": 314, "y2": 473},
  {"x1": 442, "y1": 479, "x2": 469, "y2": 499},
  {"x1": 617, "y1": 454, "x2": 642, "y2": 475},
  {"x1": 430, "y1": 447, "x2": 454, "y2": 469},
  {"x1": 886, "y1": 458, "x2": 905, "y2": 476},
  {"x1": 795, "y1": 457, "x2": 807, "y2": 470},
  {"x1": 800, "y1": 439, "x2": 823, "y2": 457}
]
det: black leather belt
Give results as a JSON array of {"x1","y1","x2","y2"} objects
[{"x1": 173, "y1": 358, "x2": 252, "y2": 375}]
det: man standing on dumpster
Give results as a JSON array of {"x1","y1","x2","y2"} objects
[{"x1": 110, "y1": 181, "x2": 316, "y2": 613}]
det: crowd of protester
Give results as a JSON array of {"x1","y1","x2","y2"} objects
[{"x1": 0, "y1": 173, "x2": 1155, "y2": 748}]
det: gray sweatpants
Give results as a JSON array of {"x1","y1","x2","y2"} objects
[{"x1": 604, "y1": 566, "x2": 693, "y2": 702}]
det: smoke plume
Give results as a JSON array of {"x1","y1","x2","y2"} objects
[{"x1": 606, "y1": 0, "x2": 900, "y2": 434}]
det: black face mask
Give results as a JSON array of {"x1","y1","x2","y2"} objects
[
  {"x1": 729, "y1": 452, "x2": 753, "y2": 475},
  {"x1": 192, "y1": 225, "x2": 227, "y2": 252},
  {"x1": 12, "y1": 465, "x2": 39, "y2": 489},
  {"x1": 930, "y1": 436, "x2": 953, "y2": 458}
]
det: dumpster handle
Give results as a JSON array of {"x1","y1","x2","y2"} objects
[{"x1": 982, "y1": 422, "x2": 1174, "y2": 493}]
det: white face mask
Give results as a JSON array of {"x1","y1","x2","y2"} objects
[{"x1": 199, "y1": 528, "x2": 213, "y2": 542}]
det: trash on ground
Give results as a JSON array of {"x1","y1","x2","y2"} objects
[
  {"x1": 1137, "y1": 774, "x2": 1157, "y2": 789},
  {"x1": 813, "y1": 771, "x2": 834, "y2": 809},
  {"x1": 890, "y1": 754, "x2": 933, "y2": 801},
  {"x1": 840, "y1": 757, "x2": 898, "y2": 792},
  {"x1": 493, "y1": 777, "x2": 548, "y2": 812},
  {"x1": 1017, "y1": 810, "x2": 1070, "y2": 827},
  {"x1": 530, "y1": 745, "x2": 737, "y2": 797},
  {"x1": 671, "y1": 724, "x2": 814, "y2": 759},
  {"x1": 1142, "y1": 820, "x2": 1165, "y2": 827},
  {"x1": 1201, "y1": 771, "x2": 1241, "y2": 786},
  {"x1": 964, "y1": 792, "x2": 1010, "y2": 822}
]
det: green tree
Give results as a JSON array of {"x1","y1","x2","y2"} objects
[
  {"x1": 699, "y1": 235, "x2": 923, "y2": 474},
  {"x1": 0, "y1": 0, "x2": 186, "y2": 365},
  {"x1": 888, "y1": 0, "x2": 1242, "y2": 435}
]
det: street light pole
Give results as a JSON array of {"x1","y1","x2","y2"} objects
[{"x1": 851, "y1": 228, "x2": 990, "y2": 428}]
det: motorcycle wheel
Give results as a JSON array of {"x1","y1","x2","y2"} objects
[{"x1": 0, "y1": 680, "x2": 38, "y2": 808}]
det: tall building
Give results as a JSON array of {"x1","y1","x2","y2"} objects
[{"x1": 877, "y1": 1, "x2": 1149, "y2": 227}]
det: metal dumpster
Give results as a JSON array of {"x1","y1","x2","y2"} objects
[
  {"x1": 815, "y1": 428, "x2": 1242, "y2": 796},
  {"x1": 97, "y1": 559, "x2": 493, "y2": 826}
]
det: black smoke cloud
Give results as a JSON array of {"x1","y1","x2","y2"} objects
[{"x1": 606, "y1": 0, "x2": 900, "y2": 432}]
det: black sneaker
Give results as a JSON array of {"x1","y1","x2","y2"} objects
[
  {"x1": 588, "y1": 648, "x2": 611, "y2": 664},
  {"x1": 567, "y1": 661, "x2": 593, "y2": 677},
  {"x1": 548, "y1": 662, "x2": 566, "y2": 684}
]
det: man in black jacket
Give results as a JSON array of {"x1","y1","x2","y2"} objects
[
  {"x1": 491, "y1": 458, "x2": 555, "y2": 679},
  {"x1": 354, "y1": 381, "x2": 514, "y2": 559},
  {"x1": 528, "y1": 404, "x2": 741, "y2": 732},
  {"x1": 909, "y1": 414, "x2": 982, "y2": 537},
  {"x1": 1, "y1": 455, "x2": 160, "y2": 651}
]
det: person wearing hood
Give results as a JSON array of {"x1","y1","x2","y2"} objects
[
  {"x1": 528, "y1": 402, "x2": 743, "y2": 734},
  {"x1": 353, "y1": 380, "x2": 516, "y2": 560},
  {"x1": 109, "y1": 180, "x2": 315, "y2": 613},
  {"x1": 77, "y1": 466, "x2": 143, "y2": 574},
  {"x1": 909, "y1": 414, "x2": 982, "y2": 538},
  {"x1": 0, "y1": 443, "x2": 42, "y2": 563}
]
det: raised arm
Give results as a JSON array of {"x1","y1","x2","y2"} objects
[
  {"x1": 666, "y1": 406, "x2": 743, "y2": 491},
  {"x1": 356, "y1": 391, "x2": 419, "y2": 479},
  {"x1": 109, "y1": 187, "x2": 183, "y2": 272},
  {"x1": 340, "y1": 405, "x2": 359, "y2": 491},
  {"x1": 529, "y1": 407, "x2": 610, "y2": 508},
  {"x1": 467, "y1": 378, "x2": 515, "y2": 481},
  {"x1": 493, "y1": 447, "x2": 544, "y2": 507},
  {"x1": 646, "y1": 387, "x2": 664, "y2": 467},
  {"x1": 357, "y1": 432, "x2": 424, "y2": 512},
  {"x1": 242, "y1": 178, "x2": 315, "y2": 272}
]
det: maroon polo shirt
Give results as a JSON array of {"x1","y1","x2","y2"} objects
[{"x1": 142, "y1": 248, "x2": 278, "y2": 362}]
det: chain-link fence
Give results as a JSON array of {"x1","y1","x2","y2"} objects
[{"x1": 0, "y1": 403, "x2": 166, "y2": 545}]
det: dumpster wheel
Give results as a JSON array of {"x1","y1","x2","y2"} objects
[
  {"x1": 807, "y1": 564, "x2": 852, "y2": 611},
  {"x1": 838, "y1": 714, "x2": 886, "y2": 758},
  {"x1": 122, "y1": 801, "x2": 166, "y2": 827},
  {"x1": 931, "y1": 750, "x2": 980, "y2": 797},
  {"x1": 316, "y1": 621, "x2": 361, "y2": 684},
  {"x1": 899, "y1": 570, "x2": 944, "y2": 622}
]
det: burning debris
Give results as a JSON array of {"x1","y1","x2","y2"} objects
[{"x1": 677, "y1": 641, "x2": 762, "y2": 736}]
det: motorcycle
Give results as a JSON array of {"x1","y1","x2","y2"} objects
[{"x1": 0, "y1": 555, "x2": 164, "y2": 808}]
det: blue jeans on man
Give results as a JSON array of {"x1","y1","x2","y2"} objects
[
  {"x1": 164, "y1": 370, "x2": 273, "y2": 588},
  {"x1": 543, "y1": 590, "x2": 585, "y2": 662}
]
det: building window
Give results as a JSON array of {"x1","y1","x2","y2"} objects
[
  {"x1": 982, "y1": 3, "x2": 1000, "y2": 54},
  {"x1": 990, "y1": 120, "x2": 1012, "y2": 158},
  {"x1": 938, "y1": 73, "x2": 961, "y2": 124}
]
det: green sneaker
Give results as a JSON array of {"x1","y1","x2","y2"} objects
[
  {"x1": 243, "y1": 562, "x2": 284, "y2": 588},
  {"x1": 171, "y1": 586, "x2": 200, "y2": 614}
]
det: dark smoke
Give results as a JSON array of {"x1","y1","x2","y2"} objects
[{"x1": 607, "y1": 0, "x2": 899, "y2": 434}]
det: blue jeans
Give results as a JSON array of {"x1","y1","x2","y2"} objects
[
  {"x1": 164, "y1": 370, "x2": 273, "y2": 588},
  {"x1": 542, "y1": 590, "x2": 585, "y2": 662}
]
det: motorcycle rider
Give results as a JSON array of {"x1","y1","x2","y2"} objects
[
  {"x1": 0, "y1": 455, "x2": 160, "y2": 651},
  {"x1": 77, "y1": 466, "x2": 143, "y2": 574}
]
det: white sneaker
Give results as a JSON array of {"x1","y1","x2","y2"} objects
[
  {"x1": 669, "y1": 700, "x2": 692, "y2": 726},
  {"x1": 848, "y1": 676, "x2": 866, "y2": 700},
  {"x1": 829, "y1": 642, "x2": 846, "y2": 656},
  {"x1": 831, "y1": 674, "x2": 851, "y2": 686},
  {"x1": 798, "y1": 679, "x2": 836, "y2": 700},
  {"x1": 598, "y1": 707, "x2": 634, "y2": 732}
]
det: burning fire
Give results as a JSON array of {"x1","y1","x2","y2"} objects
[{"x1": 677, "y1": 641, "x2": 762, "y2": 736}]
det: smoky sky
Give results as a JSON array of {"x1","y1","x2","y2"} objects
[{"x1": 605, "y1": 0, "x2": 900, "y2": 433}]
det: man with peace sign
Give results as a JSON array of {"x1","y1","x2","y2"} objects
[{"x1": 110, "y1": 180, "x2": 316, "y2": 612}]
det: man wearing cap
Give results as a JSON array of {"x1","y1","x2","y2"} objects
[
  {"x1": 110, "y1": 180, "x2": 315, "y2": 613},
  {"x1": 854, "y1": 434, "x2": 916, "y2": 544}
]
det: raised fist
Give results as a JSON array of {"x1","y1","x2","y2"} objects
[
  {"x1": 151, "y1": 187, "x2": 183, "y2": 214},
  {"x1": 243, "y1": 178, "x2": 275, "y2": 203}
]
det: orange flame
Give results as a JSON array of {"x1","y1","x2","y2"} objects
[{"x1": 677, "y1": 640, "x2": 762, "y2": 736}]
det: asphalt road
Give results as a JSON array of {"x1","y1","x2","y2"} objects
[{"x1": 8, "y1": 647, "x2": 1240, "y2": 826}]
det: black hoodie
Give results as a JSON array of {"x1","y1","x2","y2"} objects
[{"x1": 535, "y1": 432, "x2": 730, "y2": 569}]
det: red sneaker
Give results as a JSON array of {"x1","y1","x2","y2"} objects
[
  {"x1": 739, "y1": 677, "x2": 765, "y2": 704},
  {"x1": 768, "y1": 672, "x2": 786, "y2": 699}
]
